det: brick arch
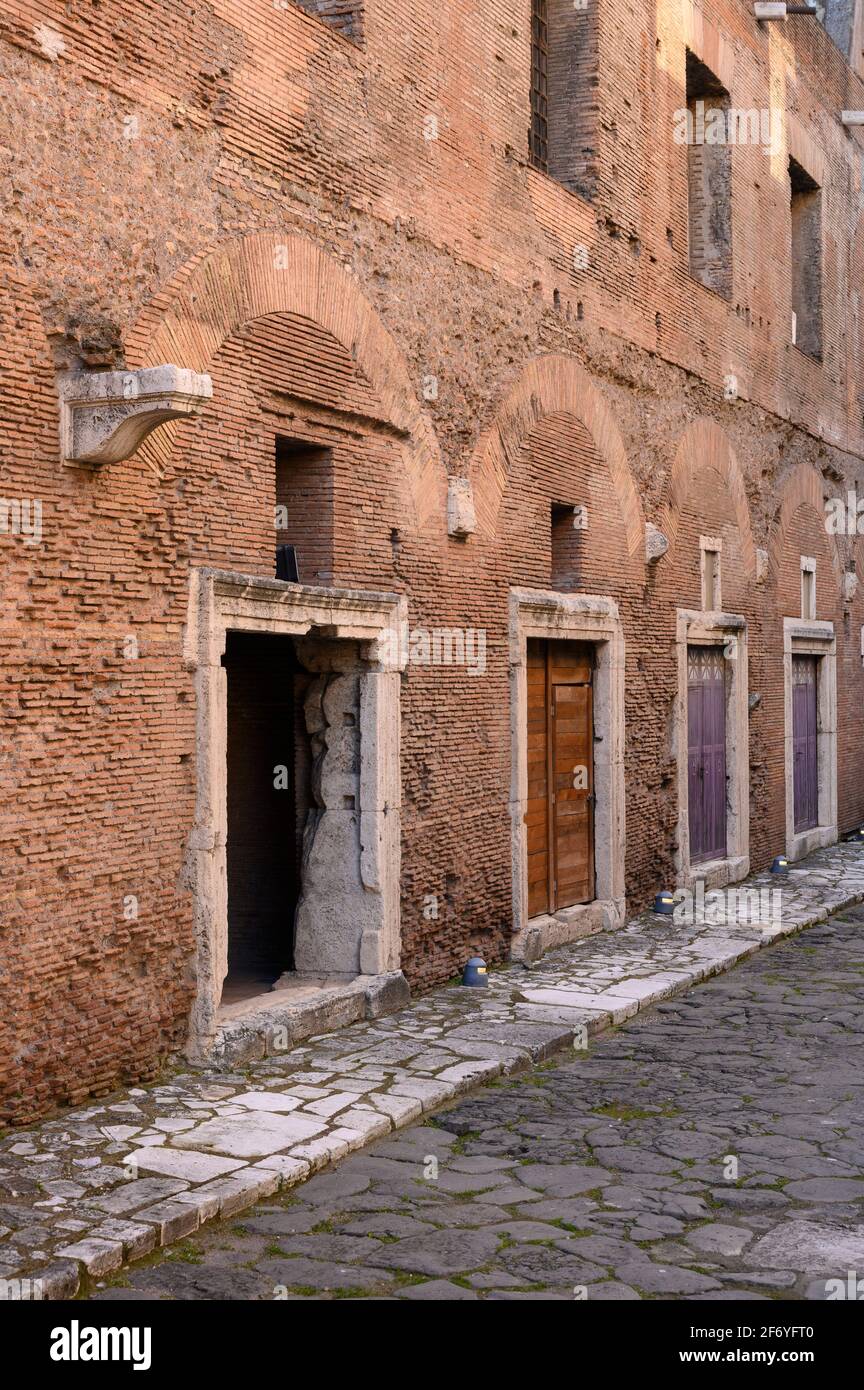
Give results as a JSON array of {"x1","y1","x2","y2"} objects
[
  {"x1": 125, "y1": 232, "x2": 445, "y2": 530},
  {"x1": 662, "y1": 418, "x2": 756, "y2": 577},
  {"x1": 769, "y1": 461, "x2": 843, "y2": 585},
  {"x1": 468, "y1": 354, "x2": 644, "y2": 558}
]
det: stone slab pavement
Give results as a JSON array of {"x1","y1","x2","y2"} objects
[
  {"x1": 87, "y1": 901, "x2": 864, "y2": 1301},
  {"x1": 3, "y1": 839, "x2": 864, "y2": 1299}
]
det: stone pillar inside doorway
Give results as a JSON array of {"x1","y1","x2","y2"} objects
[{"x1": 287, "y1": 637, "x2": 388, "y2": 978}]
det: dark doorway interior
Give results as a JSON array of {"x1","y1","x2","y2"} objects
[{"x1": 222, "y1": 630, "x2": 309, "y2": 1002}]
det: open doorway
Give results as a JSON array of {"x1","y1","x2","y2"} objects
[
  {"x1": 186, "y1": 569, "x2": 405, "y2": 1061},
  {"x1": 221, "y1": 630, "x2": 310, "y2": 1002}
]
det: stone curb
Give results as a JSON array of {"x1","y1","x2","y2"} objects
[{"x1": 5, "y1": 852, "x2": 864, "y2": 1300}]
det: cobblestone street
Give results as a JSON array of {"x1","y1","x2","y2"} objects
[{"x1": 89, "y1": 905, "x2": 864, "y2": 1302}]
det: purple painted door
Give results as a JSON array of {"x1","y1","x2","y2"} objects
[
  {"x1": 793, "y1": 656, "x2": 818, "y2": 832},
  {"x1": 688, "y1": 646, "x2": 727, "y2": 862}
]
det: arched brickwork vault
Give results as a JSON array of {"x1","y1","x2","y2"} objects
[
  {"x1": 125, "y1": 232, "x2": 445, "y2": 532},
  {"x1": 768, "y1": 461, "x2": 843, "y2": 588},
  {"x1": 661, "y1": 418, "x2": 756, "y2": 580},
  {"x1": 467, "y1": 354, "x2": 644, "y2": 559}
]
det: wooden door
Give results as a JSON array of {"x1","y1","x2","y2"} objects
[
  {"x1": 792, "y1": 656, "x2": 818, "y2": 832},
  {"x1": 687, "y1": 645, "x2": 727, "y2": 863},
  {"x1": 526, "y1": 639, "x2": 595, "y2": 916}
]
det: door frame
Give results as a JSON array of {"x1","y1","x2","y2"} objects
[
  {"x1": 783, "y1": 617, "x2": 837, "y2": 861},
  {"x1": 184, "y1": 567, "x2": 406, "y2": 1058},
  {"x1": 675, "y1": 609, "x2": 749, "y2": 890},
  {"x1": 509, "y1": 588, "x2": 626, "y2": 961}
]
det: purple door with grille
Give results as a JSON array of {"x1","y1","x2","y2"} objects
[
  {"x1": 793, "y1": 656, "x2": 818, "y2": 832},
  {"x1": 688, "y1": 646, "x2": 727, "y2": 863}
]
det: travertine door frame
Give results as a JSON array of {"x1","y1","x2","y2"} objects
[
  {"x1": 675, "y1": 609, "x2": 749, "y2": 890},
  {"x1": 783, "y1": 617, "x2": 837, "y2": 861},
  {"x1": 509, "y1": 588, "x2": 626, "y2": 959},
  {"x1": 183, "y1": 568, "x2": 406, "y2": 1057}
]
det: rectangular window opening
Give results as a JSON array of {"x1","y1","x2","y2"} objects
[
  {"x1": 685, "y1": 51, "x2": 732, "y2": 298},
  {"x1": 700, "y1": 538, "x2": 722, "y2": 612},
  {"x1": 530, "y1": 0, "x2": 599, "y2": 198},
  {"x1": 551, "y1": 502, "x2": 586, "y2": 590},
  {"x1": 801, "y1": 560, "x2": 816, "y2": 620},
  {"x1": 275, "y1": 435, "x2": 334, "y2": 585},
  {"x1": 789, "y1": 156, "x2": 822, "y2": 360}
]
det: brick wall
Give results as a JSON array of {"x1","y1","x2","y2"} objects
[{"x1": 3, "y1": 0, "x2": 864, "y2": 1120}]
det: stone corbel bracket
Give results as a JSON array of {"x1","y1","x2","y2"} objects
[
  {"x1": 645, "y1": 521, "x2": 669, "y2": 564},
  {"x1": 447, "y1": 477, "x2": 477, "y2": 539},
  {"x1": 58, "y1": 364, "x2": 213, "y2": 466}
]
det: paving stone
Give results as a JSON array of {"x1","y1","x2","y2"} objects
[
  {"x1": 467, "y1": 1271, "x2": 531, "y2": 1289},
  {"x1": 416, "y1": 1202, "x2": 513, "y2": 1227},
  {"x1": 497, "y1": 1245, "x2": 606, "y2": 1286},
  {"x1": 364, "y1": 1093, "x2": 423, "y2": 1125},
  {"x1": 716, "y1": 1270, "x2": 798, "y2": 1289},
  {"x1": 584, "y1": 1281, "x2": 641, "y2": 1300},
  {"x1": 90, "y1": 1177, "x2": 189, "y2": 1217},
  {"x1": 265, "y1": 1233, "x2": 384, "y2": 1262},
  {"x1": 368, "y1": 1229, "x2": 501, "y2": 1276},
  {"x1": 55, "y1": 1237, "x2": 124, "y2": 1277},
  {"x1": 339, "y1": 1214, "x2": 437, "y2": 1240},
  {"x1": 709, "y1": 1189, "x2": 790, "y2": 1212},
  {"x1": 135, "y1": 1201, "x2": 200, "y2": 1244},
  {"x1": 783, "y1": 1179, "x2": 864, "y2": 1202},
  {"x1": 123, "y1": 1149, "x2": 244, "y2": 1184},
  {"x1": 294, "y1": 1171, "x2": 372, "y2": 1204},
  {"x1": 745, "y1": 1221, "x2": 864, "y2": 1272},
  {"x1": 684, "y1": 1224, "x2": 754, "y2": 1257},
  {"x1": 242, "y1": 1209, "x2": 327, "y2": 1237},
  {"x1": 336, "y1": 1109, "x2": 391, "y2": 1140},
  {"x1": 173, "y1": 1113, "x2": 326, "y2": 1159},
  {"x1": 486, "y1": 1221, "x2": 567, "y2": 1243},
  {"x1": 252, "y1": 1156, "x2": 311, "y2": 1187},
  {"x1": 231, "y1": 1092, "x2": 304, "y2": 1113},
  {"x1": 397, "y1": 1279, "x2": 478, "y2": 1299},
  {"x1": 516, "y1": 1164, "x2": 611, "y2": 1197},
  {"x1": 256, "y1": 1258, "x2": 394, "y2": 1293},
  {"x1": 614, "y1": 1262, "x2": 720, "y2": 1295}
]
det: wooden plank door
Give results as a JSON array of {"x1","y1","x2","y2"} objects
[
  {"x1": 792, "y1": 656, "x2": 818, "y2": 832},
  {"x1": 687, "y1": 645, "x2": 727, "y2": 863},
  {"x1": 526, "y1": 639, "x2": 595, "y2": 916}
]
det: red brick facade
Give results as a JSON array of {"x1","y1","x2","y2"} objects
[{"x1": 2, "y1": 0, "x2": 864, "y2": 1121}]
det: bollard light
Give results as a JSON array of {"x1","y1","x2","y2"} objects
[
  {"x1": 462, "y1": 957, "x2": 488, "y2": 988},
  {"x1": 771, "y1": 855, "x2": 789, "y2": 874},
  {"x1": 653, "y1": 891, "x2": 675, "y2": 915}
]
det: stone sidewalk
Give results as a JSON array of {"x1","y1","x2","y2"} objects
[{"x1": 3, "y1": 839, "x2": 864, "y2": 1299}]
